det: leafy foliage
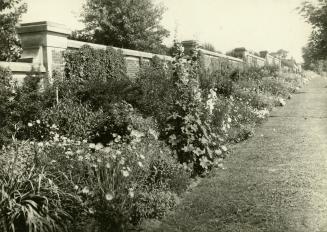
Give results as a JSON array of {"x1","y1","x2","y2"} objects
[
  {"x1": 0, "y1": 142, "x2": 71, "y2": 232},
  {"x1": 61, "y1": 45, "x2": 136, "y2": 109},
  {"x1": 8, "y1": 118, "x2": 189, "y2": 231},
  {"x1": 164, "y1": 43, "x2": 226, "y2": 175},
  {"x1": 1, "y1": 72, "x2": 51, "y2": 144},
  {"x1": 40, "y1": 98, "x2": 105, "y2": 141},
  {"x1": 0, "y1": 39, "x2": 305, "y2": 231},
  {"x1": 0, "y1": 67, "x2": 15, "y2": 146},
  {"x1": 75, "y1": 0, "x2": 170, "y2": 54},
  {"x1": 201, "y1": 42, "x2": 217, "y2": 52},
  {"x1": 299, "y1": 0, "x2": 327, "y2": 71},
  {"x1": 0, "y1": 0, "x2": 27, "y2": 61},
  {"x1": 135, "y1": 56, "x2": 177, "y2": 130}
]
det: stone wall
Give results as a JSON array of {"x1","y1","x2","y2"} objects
[
  {"x1": 198, "y1": 49, "x2": 244, "y2": 73},
  {"x1": 182, "y1": 40, "x2": 245, "y2": 74},
  {"x1": 0, "y1": 61, "x2": 46, "y2": 85},
  {"x1": 2, "y1": 21, "x2": 286, "y2": 85},
  {"x1": 66, "y1": 39, "x2": 172, "y2": 78}
]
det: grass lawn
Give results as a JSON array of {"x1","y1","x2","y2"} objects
[{"x1": 143, "y1": 76, "x2": 327, "y2": 232}]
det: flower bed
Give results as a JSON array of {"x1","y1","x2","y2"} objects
[{"x1": 0, "y1": 44, "x2": 309, "y2": 231}]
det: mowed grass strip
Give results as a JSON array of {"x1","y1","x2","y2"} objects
[{"x1": 144, "y1": 76, "x2": 327, "y2": 232}]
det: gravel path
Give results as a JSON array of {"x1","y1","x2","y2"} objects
[{"x1": 151, "y1": 75, "x2": 327, "y2": 232}]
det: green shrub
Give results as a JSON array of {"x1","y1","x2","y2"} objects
[
  {"x1": 0, "y1": 67, "x2": 15, "y2": 146},
  {"x1": 40, "y1": 98, "x2": 105, "y2": 140},
  {"x1": 135, "y1": 56, "x2": 177, "y2": 129},
  {"x1": 64, "y1": 45, "x2": 127, "y2": 83},
  {"x1": 145, "y1": 145, "x2": 190, "y2": 195},
  {"x1": 132, "y1": 189, "x2": 178, "y2": 224},
  {"x1": 259, "y1": 76, "x2": 290, "y2": 97},
  {"x1": 61, "y1": 45, "x2": 137, "y2": 108},
  {"x1": 164, "y1": 43, "x2": 226, "y2": 175},
  {"x1": 0, "y1": 143, "x2": 72, "y2": 232},
  {"x1": 13, "y1": 73, "x2": 50, "y2": 124},
  {"x1": 0, "y1": 70, "x2": 56, "y2": 145},
  {"x1": 34, "y1": 124, "x2": 186, "y2": 231},
  {"x1": 11, "y1": 106, "x2": 187, "y2": 231}
]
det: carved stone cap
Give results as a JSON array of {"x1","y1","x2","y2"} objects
[
  {"x1": 17, "y1": 21, "x2": 71, "y2": 36},
  {"x1": 181, "y1": 40, "x2": 200, "y2": 47}
]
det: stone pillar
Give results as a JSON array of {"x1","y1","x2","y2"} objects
[
  {"x1": 181, "y1": 40, "x2": 200, "y2": 56},
  {"x1": 16, "y1": 21, "x2": 71, "y2": 83}
]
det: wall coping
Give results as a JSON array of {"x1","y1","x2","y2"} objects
[
  {"x1": 198, "y1": 48, "x2": 244, "y2": 63},
  {"x1": 67, "y1": 39, "x2": 173, "y2": 61},
  {"x1": 244, "y1": 52, "x2": 266, "y2": 62},
  {"x1": 0, "y1": 61, "x2": 46, "y2": 73},
  {"x1": 17, "y1": 21, "x2": 71, "y2": 35}
]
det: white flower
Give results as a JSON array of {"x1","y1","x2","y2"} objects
[
  {"x1": 28, "y1": 123, "x2": 33, "y2": 127},
  {"x1": 105, "y1": 163, "x2": 110, "y2": 169},
  {"x1": 148, "y1": 129, "x2": 159, "y2": 139},
  {"x1": 37, "y1": 142, "x2": 44, "y2": 147},
  {"x1": 215, "y1": 149, "x2": 222, "y2": 155},
  {"x1": 36, "y1": 120, "x2": 41, "y2": 124},
  {"x1": 105, "y1": 193, "x2": 114, "y2": 201},
  {"x1": 130, "y1": 130, "x2": 145, "y2": 139},
  {"x1": 128, "y1": 188, "x2": 134, "y2": 198},
  {"x1": 85, "y1": 154, "x2": 91, "y2": 161},
  {"x1": 103, "y1": 147, "x2": 111, "y2": 153},
  {"x1": 74, "y1": 185, "x2": 79, "y2": 190},
  {"x1": 119, "y1": 157, "x2": 125, "y2": 165},
  {"x1": 206, "y1": 98, "x2": 215, "y2": 114},
  {"x1": 65, "y1": 151, "x2": 73, "y2": 156},
  {"x1": 89, "y1": 143, "x2": 96, "y2": 149},
  {"x1": 82, "y1": 186, "x2": 90, "y2": 194},
  {"x1": 121, "y1": 170, "x2": 129, "y2": 177},
  {"x1": 221, "y1": 146, "x2": 227, "y2": 152},
  {"x1": 140, "y1": 154, "x2": 145, "y2": 160},
  {"x1": 95, "y1": 143, "x2": 103, "y2": 150},
  {"x1": 137, "y1": 161, "x2": 144, "y2": 168},
  {"x1": 92, "y1": 164, "x2": 98, "y2": 168},
  {"x1": 227, "y1": 117, "x2": 232, "y2": 123}
]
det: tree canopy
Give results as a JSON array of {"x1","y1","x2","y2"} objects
[
  {"x1": 74, "y1": 0, "x2": 170, "y2": 54},
  {"x1": 0, "y1": 0, "x2": 27, "y2": 61},
  {"x1": 299, "y1": 0, "x2": 327, "y2": 70}
]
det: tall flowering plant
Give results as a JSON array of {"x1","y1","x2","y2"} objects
[{"x1": 164, "y1": 43, "x2": 226, "y2": 175}]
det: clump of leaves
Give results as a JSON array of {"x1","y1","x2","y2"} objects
[
  {"x1": 164, "y1": 43, "x2": 226, "y2": 175},
  {"x1": 0, "y1": 143, "x2": 71, "y2": 232}
]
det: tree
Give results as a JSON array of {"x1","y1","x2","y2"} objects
[
  {"x1": 0, "y1": 0, "x2": 27, "y2": 61},
  {"x1": 276, "y1": 49, "x2": 288, "y2": 59},
  {"x1": 299, "y1": 0, "x2": 327, "y2": 70},
  {"x1": 201, "y1": 42, "x2": 216, "y2": 52},
  {"x1": 75, "y1": 0, "x2": 170, "y2": 54}
]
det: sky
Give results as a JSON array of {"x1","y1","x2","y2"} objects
[{"x1": 22, "y1": 0, "x2": 312, "y2": 62}]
